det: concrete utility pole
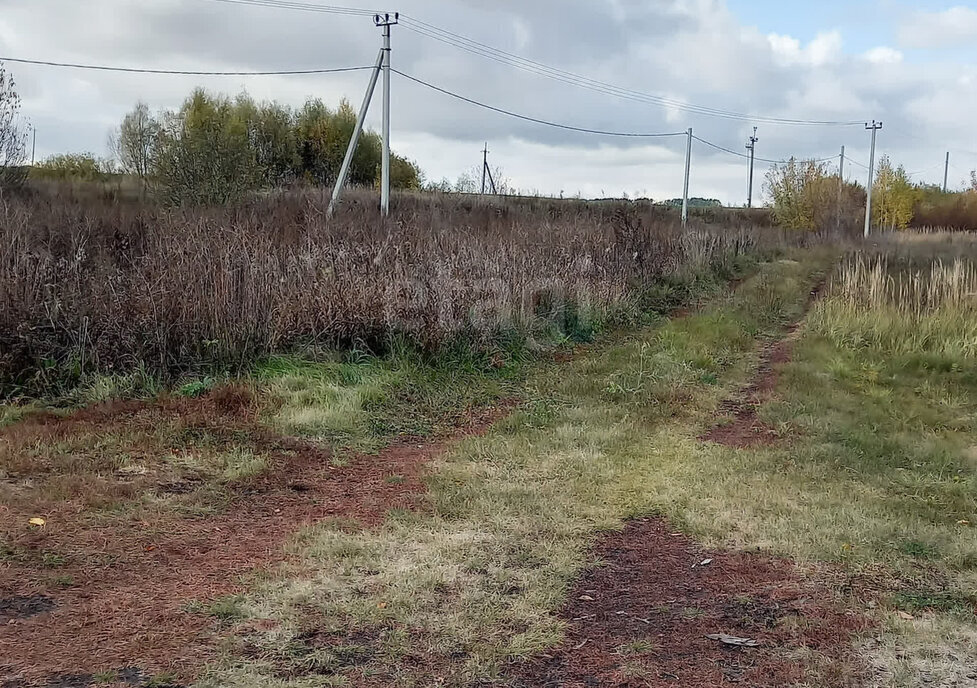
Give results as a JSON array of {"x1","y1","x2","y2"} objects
[
  {"x1": 481, "y1": 143, "x2": 489, "y2": 195},
  {"x1": 836, "y1": 145, "x2": 845, "y2": 231},
  {"x1": 864, "y1": 120, "x2": 882, "y2": 238},
  {"x1": 682, "y1": 127, "x2": 692, "y2": 227},
  {"x1": 31, "y1": 127, "x2": 36, "y2": 166},
  {"x1": 379, "y1": 12, "x2": 397, "y2": 217},
  {"x1": 328, "y1": 13, "x2": 398, "y2": 218},
  {"x1": 943, "y1": 152, "x2": 950, "y2": 193},
  {"x1": 746, "y1": 127, "x2": 758, "y2": 208}
]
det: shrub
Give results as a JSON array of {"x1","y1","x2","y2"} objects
[{"x1": 32, "y1": 153, "x2": 113, "y2": 182}]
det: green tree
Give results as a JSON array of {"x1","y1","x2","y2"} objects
[
  {"x1": 110, "y1": 101, "x2": 160, "y2": 194},
  {"x1": 0, "y1": 63, "x2": 29, "y2": 192},
  {"x1": 235, "y1": 95, "x2": 298, "y2": 188},
  {"x1": 764, "y1": 158, "x2": 833, "y2": 230},
  {"x1": 153, "y1": 89, "x2": 260, "y2": 205},
  {"x1": 116, "y1": 88, "x2": 422, "y2": 204},
  {"x1": 872, "y1": 156, "x2": 920, "y2": 230},
  {"x1": 295, "y1": 99, "x2": 380, "y2": 187},
  {"x1": 389, "y1": 154, "x2": 423, "y2": 190}
]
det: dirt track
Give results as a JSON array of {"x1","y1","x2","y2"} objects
[
  {"x1": 512, "y1": 519, "x2": 869, "y2": 688},
  {"x1": 701, "y1": 280, "x2": 825, "y2": 448},
  {"x1": 0, "y1": 397, "x2": 507, "y2": 687}
]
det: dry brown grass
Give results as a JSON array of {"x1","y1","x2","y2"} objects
[{"x1": 0, "y1": 185, "x2": 782, "y2": 396}]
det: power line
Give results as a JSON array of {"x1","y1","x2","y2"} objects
[
  {"x1": 194, "y1": 0, "x2": 864, "y2": 126},
  {"x1": 904, "y1": 162, "x2": 945, "y2": 178},
  {"x1": 201, "y1": 0, "x2": 377, "y2": 16},
  {"x1": 397, "y1": 14, "x2": 864, "y2": 127},
  {"x1": 0, "y1": 56, "x2": 375, "y2": 76},
  {"x1": 691, "y1": 135, "x2": 836, "y2": 165},
  {"x1": 394, "y1": 69, "x2": 688, "y2": 138}
]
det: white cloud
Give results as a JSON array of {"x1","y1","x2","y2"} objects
[
  {"x1": 899, "y1": 6, "x2": 977, "y2": 49},
  {"x1": 863, "y1": 47, "x2": 904, "y2": 65},
  {"x1": 767, "y1": 30, "x2": 842, "y2": 67}
]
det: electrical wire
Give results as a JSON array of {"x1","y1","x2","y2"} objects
[
  {"x1": 398, "y1": 14, "x2": 864, "y2": 127},
  {"x1": 691, "y1": 135, "x2": 837, "y2": 165},
  {"x1": 201, "y1": 0, "x2": 378, "y2": 16},
  {"x1": 0, "y1": 56, "x2": 374, "y2": 76},
  {"x1": 904, "y1": 162, "x2": 945, "y2": 177},
  {"x1": 191, "y1": 1, "x2": 865, "y2": 126},
  {"x1": 394, "y1": 69, "x2": 688, "y2": 138}
]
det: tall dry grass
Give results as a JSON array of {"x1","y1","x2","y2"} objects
[
  {"x1": 811, "y1": 243, "x2": 977, "y2": 359},
  {"x1": 0, "y1": 185, "x2": 789, "y2": 394},
  {"x1": 831, "y1": 256, "x2": 977, "y2": 315}
]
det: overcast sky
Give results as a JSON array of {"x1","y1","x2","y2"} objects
[{"x1": 2, "y1": 0, "x2": 976, "y2": 204}]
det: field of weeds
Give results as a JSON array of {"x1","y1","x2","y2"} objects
[{"x1": 0, "y1": 185, "x2": 779, "y2": 399}]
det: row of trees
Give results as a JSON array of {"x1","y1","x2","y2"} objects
[
  {"x1": 110, "y1": 90, "x2": 424, "y2": 204},
  {"x1": 765, "y1": 155, "x2": 977, "y2": 232}
]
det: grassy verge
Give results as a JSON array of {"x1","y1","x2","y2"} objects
[{"x1": 199, "y1": 251, "x2": 835, "y2": 687}]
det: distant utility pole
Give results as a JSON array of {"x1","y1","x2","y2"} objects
[
  {"x1": 328, "y1": 12, "x2": 398, "y2": 218},
  {"x1": 746, "y1": 127, "x2": 758, "y2": 208},
  {"x1": 31, "y1": 127, "x2": 36, "y2": 166},
  {"x1": 836, "y1": 145, "x2": 845, "y2": 231},
  {"x1": 943, "y1": 152, "x2": 950, "y2": 193},
  {"x1": 481, "y1": 143, "x2": 487, "y2": 194},
  {"x1": 481, "y1": 143, "x2": 490, "y2": 194},
  {"x1": 682, "y1": 127, "x2": 692, "y2": 227},
  {"x1": 863, "y1": 120, "x2": 882, "y2": 238},
  {"x1": 480, "y1": 143, "x2": 498, "y2": 195}
]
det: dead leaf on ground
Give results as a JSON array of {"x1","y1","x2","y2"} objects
[{"x1": 706, "y1": 633, "x2": 759, "y2": 647}]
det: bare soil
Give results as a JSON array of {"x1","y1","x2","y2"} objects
[
  {"x1": 0, "y1": 392, "x2": 508, "y2": 688},
  {"x1": 701, "y1": 282, "x2": 824, "y2": 448},
  {"x1": 512, "y1": 518, "x2": 870, "y2": 688}
]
